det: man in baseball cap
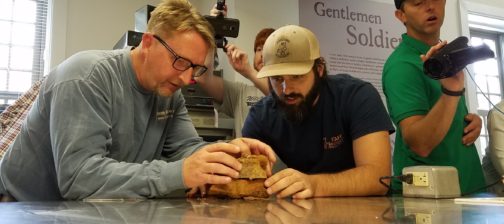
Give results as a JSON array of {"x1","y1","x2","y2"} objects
[{"x1": 242, "y1": 25, "x2": 395, "y2": 198}]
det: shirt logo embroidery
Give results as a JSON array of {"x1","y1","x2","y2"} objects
[
  {"x1": 246, "y1": 96, "x2": 263, "y2": 107},
  {"x1": 276, "y1": 39, "x2": 290, "y2": 58},
  {"x1": 323, "y1": 134, "x2": 344, "y2": 150},
  {"x1": 156, "y1": 109, "x2": 174, "y2": 120}
]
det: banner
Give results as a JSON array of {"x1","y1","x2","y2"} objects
[{"x1": 299, "y1": 0, "x2": 403, "y2": 99}]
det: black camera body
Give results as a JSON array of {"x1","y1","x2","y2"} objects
[
  {"x1": 204, "y1": 16, "x2": 240, "y2": 39},
  {"x1": 204, "y1": 0, "x2": 240, "y2": 51},
  {"x1": 423, "y1": 36, "x2": 495, "y2": 79}
]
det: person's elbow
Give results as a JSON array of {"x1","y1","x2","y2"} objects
[
  {"x1": 402, "y1": 132, "x2": 437, "y2": 158},
  {"x1": 405, "y1": 140, "x2": 436, "y2": 158},
  {"x1": 60, "y1": 188, "x2": 87, "y2": 200},
  {"x1": 59, "y1": 180, "x2": 91, "y2": 200},
  {"x1": 57, "y1": 171, "x2": 97, "y2": 200},
  {"x1": 399, "y1": 116, "x2": 438, "y2": 158}
]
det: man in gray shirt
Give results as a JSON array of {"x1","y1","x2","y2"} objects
[{"x1": 0, "y1": 0, "x2": 275, "y2": 201}]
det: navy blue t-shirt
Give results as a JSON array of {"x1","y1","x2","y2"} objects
[{"x1": 242, "y1": 74, "x2": 394, "y2": 174}]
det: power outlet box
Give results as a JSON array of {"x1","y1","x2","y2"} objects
[
  {"x1": 415, "y1": 213, "x2": 432, "y2": 224},
  {"x1": 411, "y1": 172, "x2": 429, "y2": 186},
  {"x1": 402, "y1": 166, "x2": 461, "y2": 199},
  {"x1": 403, "y1": 198, "x2": 462, "y2": 224}
]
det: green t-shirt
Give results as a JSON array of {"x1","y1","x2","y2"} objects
[{"x1": 382, "y1": 34, "x2": 485, "y2": 195}]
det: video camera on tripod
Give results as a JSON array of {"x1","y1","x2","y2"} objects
[{"x1": 204, "y1": 0, "x2": 240, "y2": 52}]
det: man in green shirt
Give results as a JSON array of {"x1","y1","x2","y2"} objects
[{"x1": 382, "y1": 0, "x2": 485, "y2": 195}]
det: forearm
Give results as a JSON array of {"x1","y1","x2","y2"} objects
[
  {"x1": 196, "y1": 74, "x2": 224, "y2": 103},
  {"x1": 402, "y1": 94, "x2": 461, "y2": 157},
  {"x1": 61, "y1": 157, "x2": 187, "y2": 200},
  {"x1": 73, "y1": 140, "x2": 211, "y2": 200},
  {"x1": 238, "y1": 67, "x2": 269, "y2": 95},
  {"x1": 60, "y1": 127, "x2": 204, "y2": 199},
  {"x1": 309, "y1": 164, "x2": 390, "y2": 197},
  {"x1": 247, "y1": 72, "x2": 269, "y2": 95},
  {"x1": 54, "y1": 118, "x2": 191, "y2": 200}
]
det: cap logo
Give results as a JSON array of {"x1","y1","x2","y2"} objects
[{"x1": 275, "y1": 39, "x2": 290, "y2": 58}]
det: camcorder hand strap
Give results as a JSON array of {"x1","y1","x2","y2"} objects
[{"x1": 441, "y1": 86, "x2": 465, "y2": 97}]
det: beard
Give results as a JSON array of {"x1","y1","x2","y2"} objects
[{"x1": 272, "y1": 74, "x2": 322, "y2": 125}]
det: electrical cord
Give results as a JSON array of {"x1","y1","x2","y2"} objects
[
  {"x1": 381, "y1": 174, "x2": 503, "y2": 197},
  {"x1": 461, "y1": 176, "x2": 504, "y2": 196},
  {"x1": 379, "y1": 174, "x2": 413, "y2": 195},
  {"x1": 465, "y1": 67, "x2": 504, "y2": 116}
]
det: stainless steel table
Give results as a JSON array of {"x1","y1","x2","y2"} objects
[{"x1": 0, "y1": 197, "x2": 503, "y2": 223}]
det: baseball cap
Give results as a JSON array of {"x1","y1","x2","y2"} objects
[
  {"x1": 395, "y1": 0, "x2": 404, "y2": 9},
  {"x1": 257, "y1": 25, "x2": 320, "y2": 79}
]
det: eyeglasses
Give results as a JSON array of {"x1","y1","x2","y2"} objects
[{"x1": 153, "y1": 34, "x2": 208, "y2": 77}]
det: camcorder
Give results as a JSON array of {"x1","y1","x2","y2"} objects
[
  {"x1": 204, "y1": 0, "x2": 240, "y2": 52},
  {"x1": 423, "y1": 36, "x2": 495, "y2": 79}
]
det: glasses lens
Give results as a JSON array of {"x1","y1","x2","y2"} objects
[
  {"x1": 172, "y1": 58, "x2": 191, "y2": 71},
  {"x1": 193, "y1": 66, "x2": 208, "y2": 77}
]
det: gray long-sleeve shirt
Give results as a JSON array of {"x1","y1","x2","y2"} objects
[{"x1": 0, "y1": 49, "x2": 206, "y2": 201}]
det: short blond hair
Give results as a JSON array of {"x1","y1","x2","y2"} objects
[{"x1": 147, "y1": 0, "x2": 215, "y2": 49}]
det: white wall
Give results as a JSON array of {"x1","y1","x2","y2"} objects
[
  {"x1": 466, "y1": 0, "x2": 502, "y2": 6},
  {"x1": 48, "y1": 0, "x2": 501, "y2": 84},
  {"x1": 48, "y1": 0, "x2": 67, "y2": 71},
  {"x1": 49, "y1": 0, "x2": 160, "y2": 69}
]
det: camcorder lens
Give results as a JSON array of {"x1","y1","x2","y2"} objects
[{"x1": 423, "y1": 36, "x2": 495, "y2": 80}]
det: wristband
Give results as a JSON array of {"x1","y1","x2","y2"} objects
[{"x1": 441, "y1": 86, "x2": 465, "y2": 96}]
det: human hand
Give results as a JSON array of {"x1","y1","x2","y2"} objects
[
  {"x1": 182, "y1": 142, "x2": 242, "y2": 189},
  {"x1": 421, "y1": 41, "x2": 465, "y2": 92},
  {"x1": 265, "y1": 168, "x2": 314, "y2": 199},
  {"x1": 224, "y1": 44, "x2": 255, "y2": 78},
  {"x1": 210, "y1": 3, "x2": 227, "y2": 17},
  {"x1": 186, "y1": 185, "x2": 209, "y2": 198},
  {"x1": 420, "y1": 40, "x2": 447, "y2": 63},
  {"x1": 228, "y1": 137, "x2": 276, "y2": 176},
  {"x1": 265, "y1": 199, "x2": 314, "y2": 224},
  {"x1": 463, "y1": 113, "x2": 482, "y2": 146}
]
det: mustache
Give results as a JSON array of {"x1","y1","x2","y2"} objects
[{"x1": 281, "y1": 93, "x2": 303, "y2": 99}]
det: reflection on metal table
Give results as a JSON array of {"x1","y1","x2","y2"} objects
[{"x1": 0, "y1": 197, "x2": 504, "y2": 223}]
